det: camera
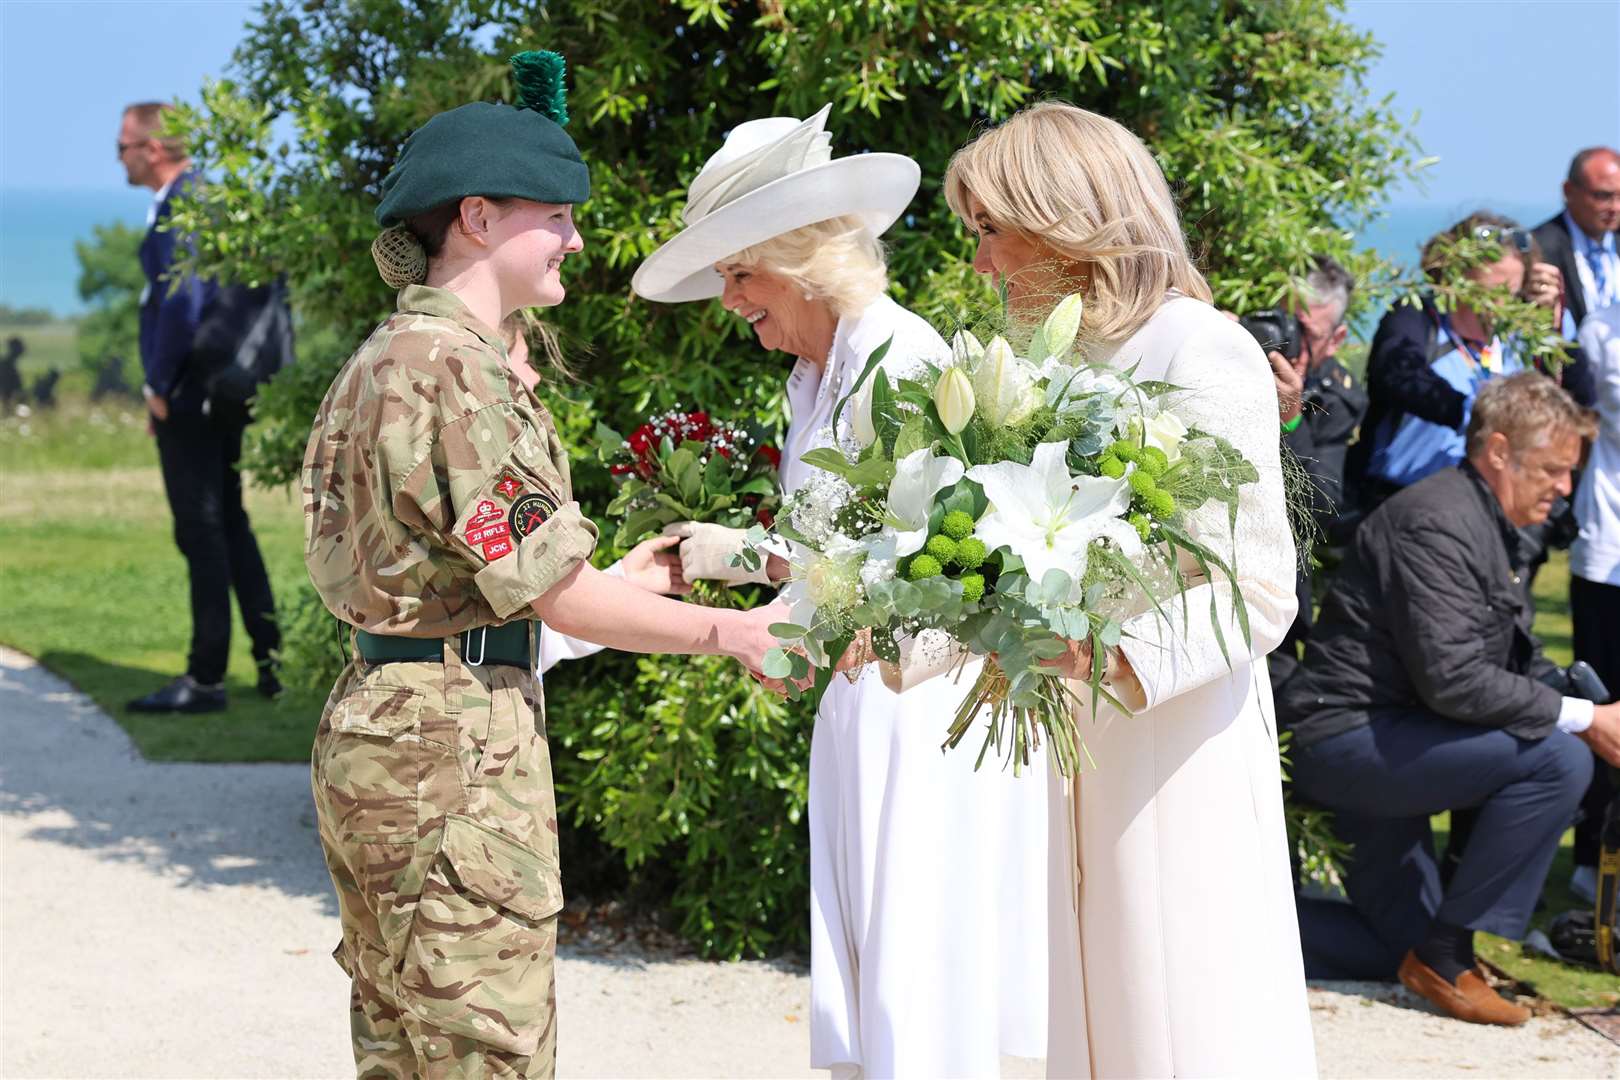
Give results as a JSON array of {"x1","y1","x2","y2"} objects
[{"x1": 1238, "y1": 308, "x2": 1303, "y2": 361}]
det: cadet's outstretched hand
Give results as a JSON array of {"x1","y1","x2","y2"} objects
[
  {"x1": 739, "y1": 602, "x2": 815, "y2": 696},
  {"x1": 618, "y1": 535, "x2": 691, "y2": 595}
]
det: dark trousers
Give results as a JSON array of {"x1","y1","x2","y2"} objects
[
  {"x1": 153, "y1": 402, "x2": 279, "y2": 685},
  {"x1": 1290, "y1": 710, "x2": 1591, "y2": 979},
  {"x1": 1573, "y1": 574, "x2": 1620, "y2": 867}
]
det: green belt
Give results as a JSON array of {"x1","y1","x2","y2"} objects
[{"x1": 355, "y1": 622, "x2": 533, "y2": 669}]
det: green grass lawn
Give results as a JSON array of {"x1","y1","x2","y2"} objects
[
  {"x1": 0, "y1": 347, "x2": 1615, "y2": 1006},
  {"x1": 2, "y1": 319, "x2": 90, "y2": 397},
  {"x1": 0, "y1": 387, "x2": 324, "y2": 761}
]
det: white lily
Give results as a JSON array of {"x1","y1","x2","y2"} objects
[
  {"x1": 848, "y1": 372, "x2": 883, "y2": 448},
  {"x1": 972, "y1": 335, "x2": 1042, "y2": 428},
  {"x1": 884, "y1": 447, "x2": 965, "y2": 556},
  {"x1": 933, "y1": 366, "x2": 976, "y2": 435},
  {"x1": 1133, "y1": 409, "x2": 1188, "y2": 463},
  {"x1": 1042, "y1": 293, "x2": 1086, "y2": 358},
  {"x1": 966, "y1": 441, "x2": 1142, "y2": 591}
]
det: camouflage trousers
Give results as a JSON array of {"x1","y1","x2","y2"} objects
[{"x1": 311, "y1": 637, "x2": 562, "y2": 1079}]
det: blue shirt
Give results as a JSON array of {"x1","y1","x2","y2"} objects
[
  {"x1": 1565, "y1": 209, "x2": 1619, "y2": 316},
  {"x1": 1367, "y1": 319, "x2": 1526, "y2": 488}
]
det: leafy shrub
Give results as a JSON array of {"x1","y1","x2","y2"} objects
[{"x1": 273, "y1": 581, "x2": 347, "y2": 693}]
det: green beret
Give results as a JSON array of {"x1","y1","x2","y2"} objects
[{"x1": 375, "y1": 50, "x2": 590, "y2": 227}]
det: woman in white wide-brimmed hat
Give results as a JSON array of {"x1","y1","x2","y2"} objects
[{"x1": 633, "y1": 107, "x2": 1049, "y2": 1079}]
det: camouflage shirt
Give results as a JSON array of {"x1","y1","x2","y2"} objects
[{"x1": 302, "y1": 285, "x2": 597, "y2": 635}]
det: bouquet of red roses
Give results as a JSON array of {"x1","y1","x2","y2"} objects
[{"x1": 597, "y1": 408, "x2": 781, "y2": 549}]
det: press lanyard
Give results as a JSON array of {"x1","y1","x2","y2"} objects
[{"x1": 1439, "y1": 315, "x2": 1501, "y2": 374}]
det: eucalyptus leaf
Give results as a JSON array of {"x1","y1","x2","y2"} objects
[{"x1": 762, "y1": 648, "x2": 793, "y2": 679}]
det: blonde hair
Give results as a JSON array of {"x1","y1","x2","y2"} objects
[
  {"x1": 500, "y1": 309, "x2": 575, "y2": 382},
  {"x1": 944, "y1": 101, "x2": 1210, "y2": 342},
  {"x1": 727, "y1": 215, "x2": 888, "y2": 318},
  {"x1": 1466, "y1": 371, "x2": 1596, "y2": 457}
]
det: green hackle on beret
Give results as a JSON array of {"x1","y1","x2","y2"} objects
[
  {"x1": 510, "y1": 49, "x2": 569, "y2": 127},
  {"x1": 374, "y1": 48, "x2": 588, "y2": 227}
]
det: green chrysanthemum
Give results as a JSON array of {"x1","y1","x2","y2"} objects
[
  {"x1": 908, "y1": 554, "x2": 944, "y2": 580},
  {"x1": 1128, "y1": 511, "x2": 1151, "y2": 541},
  {"x1": 1128, "y1": 469, "x2": 1158, "y2": 498},
  {"x1": 941, "y1": 510, "x2": 975, "y2": 541},
  {"x1": 1137, "y1": 445, "x2": 1169, "y2": 479},
  {"x1": 925, "y1": 535, "x2": 959, "y2": 563},
  {"x1": 1098, "y1": 454, "x2": 1126, "y2": 479},
  {"x1": 954, "y1": 536, "x2": 987, "y2": 570},
  {"x1": 1148, "y1": 489, "x2": 1176, "y2": 517},
  {"x1": 959, "y1": 573, "x2": 986, "y2": 603},
  {"x1": 1109, "y1": 439, "x2": 1141, "y2": 463}
]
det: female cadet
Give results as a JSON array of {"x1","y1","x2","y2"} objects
[{"x1": 302, "y1": 52, "x2": 783, "y2": 1079}]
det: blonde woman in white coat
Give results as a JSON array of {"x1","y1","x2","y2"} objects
[
  {"x1": 944, "y1": 102, "x2": 1318, "y2": 1079},
  {"x1": 631, "y1": 107, "x2": 1049, "y2": 1079}
]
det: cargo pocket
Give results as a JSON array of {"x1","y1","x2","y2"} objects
[
  {"x1": 399, "y1": 814, "x2": 563, "y2": 1055},
  {"x1": 316, "y1": 685, "x2": 423, "y2": 844}
]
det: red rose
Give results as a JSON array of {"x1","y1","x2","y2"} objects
[{"x1": 757, "y1": 445, "x2": 782, "y2": 468}]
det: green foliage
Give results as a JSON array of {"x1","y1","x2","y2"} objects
[
  {"x1": 544, "y1": 652, "x2": 811, "y2": 959},
  {"x1": 0, "y1": 303, "x2": 57, "y2": 325},
  {"x1": 163, "y1": 0, "x2": 1421, "y2": 956},
  {"x1": 275, "y1": 582, "x2": 348, "y2": 692},
  {"x1": 74, "y1": 222, "x2": 144, "y2": 372}
]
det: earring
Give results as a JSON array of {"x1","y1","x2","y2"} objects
[{"x1": 803, "y1": 291, "x2": 814, "y2": 301}]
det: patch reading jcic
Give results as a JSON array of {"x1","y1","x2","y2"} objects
[{"x1": 508, "y1": 492, "x2": 558, "y2": 541}]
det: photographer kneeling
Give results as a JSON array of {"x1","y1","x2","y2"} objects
[{"x1": 1281, "y1": 372, "x2": 1618, "y2": 1025}]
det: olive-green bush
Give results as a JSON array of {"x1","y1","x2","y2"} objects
[{"x1": 168, "y1": 0, "x2": 1420, "y2": 958}]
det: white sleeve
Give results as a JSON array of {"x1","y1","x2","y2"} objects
[
  {"x1": 1557, "y1": 696, "x2": 1595, "y2": 734},
  {"x1": 535, "y1": 561, "x2": 625, "y2": 674},
  {"x1": 877, "y1": 628, "x2": 965, "y2": 692},
  {"x1": 1115, "y1": 318, "x2": 1300, "y2": 711}
]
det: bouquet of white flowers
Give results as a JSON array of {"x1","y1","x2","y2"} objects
[{"x1": 740, "y1": 295, "x2": 1260, "y2": 776}]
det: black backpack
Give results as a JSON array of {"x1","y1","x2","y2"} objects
[{"x1": 194, "y1": 279, "x2": 295, "y2": 405}]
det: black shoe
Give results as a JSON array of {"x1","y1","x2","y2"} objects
[
  {"x1": 127, "y1": 675, "x2": 227, "y2": 714},
  {"x1": 256, "y1": 665, "x2": 283, "y2": 700}
]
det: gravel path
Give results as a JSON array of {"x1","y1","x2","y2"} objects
[{"x1": 2, "y1": 646, "x2": 1614, "y2": 1079}]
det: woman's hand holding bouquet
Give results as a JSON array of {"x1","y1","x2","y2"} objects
[{"x1": 745, "y1": 295, "x2": 1260, "y2": 774}]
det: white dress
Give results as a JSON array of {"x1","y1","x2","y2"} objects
[
  {"x1": 793, "y1": 296, "x2": 1050, "y2": 1079},
  {"x1": 1046, "y1": 297, "x2": 1316, "y2": 1078}
]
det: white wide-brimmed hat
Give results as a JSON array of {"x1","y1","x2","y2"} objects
[{"x1": 631, "y1": 104, "x2": 921, "y2": 303}]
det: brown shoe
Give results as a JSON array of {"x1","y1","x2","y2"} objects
[{"x1": 1398, "y1": 950, "x2": 1531, "y2": 1026}]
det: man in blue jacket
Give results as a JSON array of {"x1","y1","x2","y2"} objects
[{"x1": 119, "y1": 101, "x2": 279, "y2": 712}]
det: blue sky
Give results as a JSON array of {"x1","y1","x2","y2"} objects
[
  {"x1": 2, "y1": 0, "x2": 1616, "y2": 207},
  {"x1": 1, "y1": 1, "x2": 1616, "y2": 206}
]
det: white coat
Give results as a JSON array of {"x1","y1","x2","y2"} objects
[
  {"x1": 1046, "y1": 296, "x2": 1317, "y2": 1079},
  {"x1": 793, "y1": 296, "x2": 1051, "y2": 1079}
]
